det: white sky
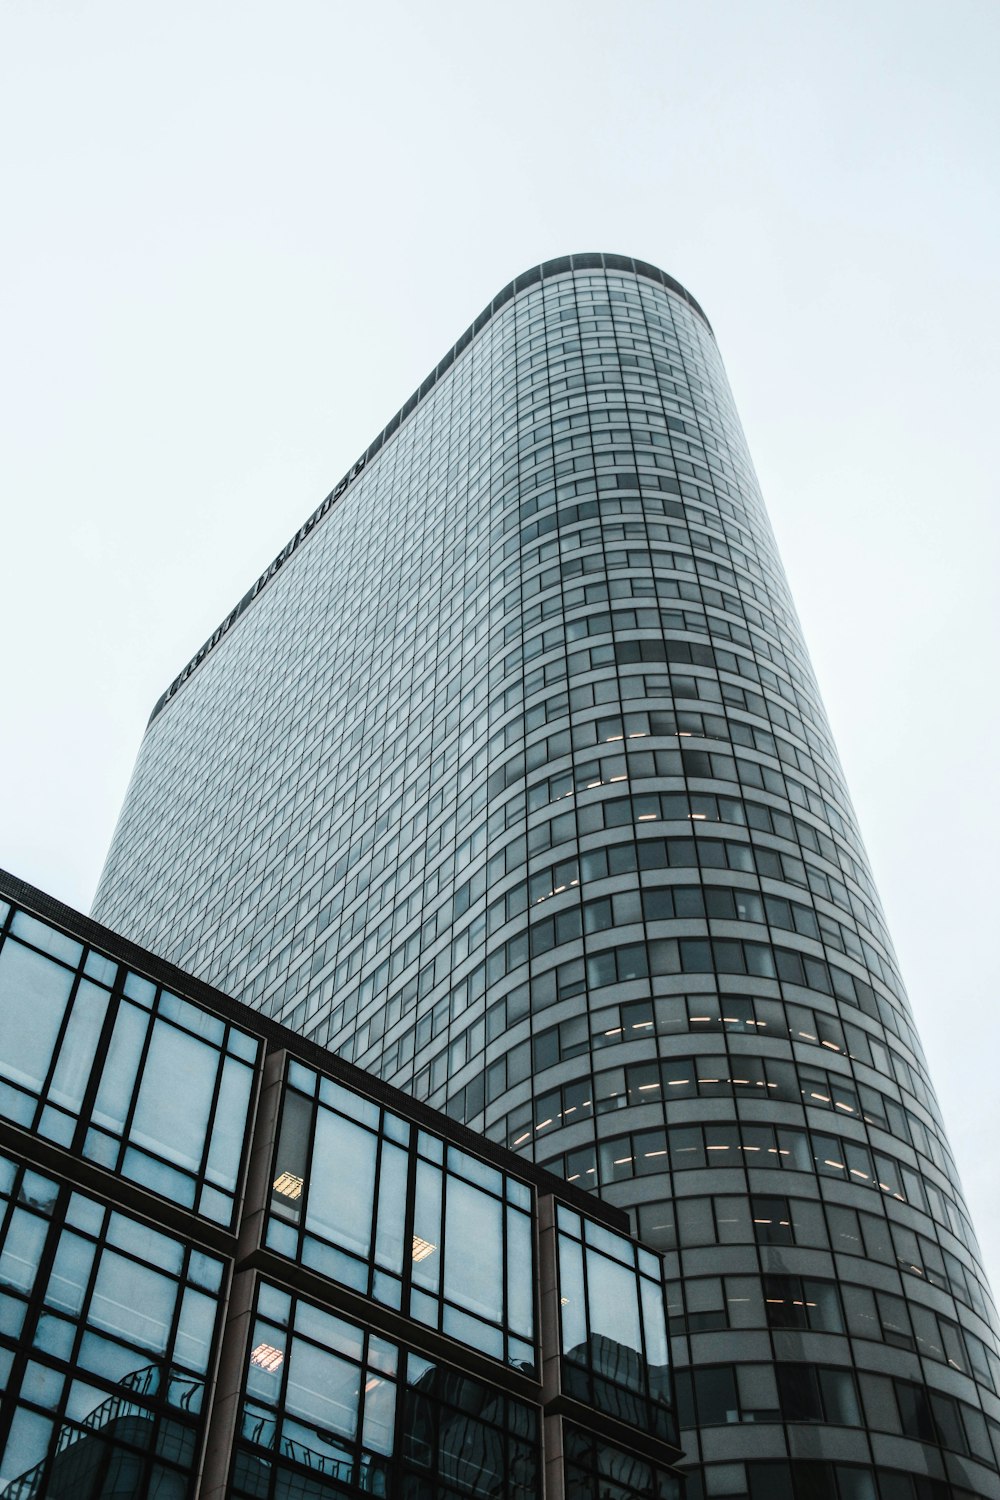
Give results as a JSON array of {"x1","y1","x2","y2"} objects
[{"x1": 1, "y1": 1, "x2": 998, "y2": 1287}]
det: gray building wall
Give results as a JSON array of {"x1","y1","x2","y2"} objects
[{"x1": 94, "y1": 254, "x2": 1000, "y2": 1499}]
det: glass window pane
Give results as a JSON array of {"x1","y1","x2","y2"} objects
[
  {"x1": 89, "y1": 1251, "x2": 178, "y2": 1353},
  {"x1": 175, "y1": 1286, "x2": 217, "y2": 1373},
  {"x1": 0, "y1": 1209, "x2": 49, "y2": 1294},
  {"x1": 442, "y1": 1304, "x2": 503, "y2": 1358},
  {"x1": 361, "y1": 1374, "x2": 396, "y2": 1455},
  {"x1": 45, "y1": 1231, "x2": 95, "y2": 1315},
  {"x1": 319, "y1": 1076, "x2": 378, "y2": 1130},
  {"x1": 107, "y1": 1212, "x2": 182, "y2": 1275},
  {"x1": 586, "y1": 1248, "x2": 641, "y2": 1358},
  {"x1": 412, "y1": 1162, "x2": 442, "y2": 1293},
  {"x1": 640, "y1": 1273, "x2": 669, "y2": 1370},
  {"x1": 10, "y1": 913, "x2": 81, "y2": 968},
  {"x1": 374, "y1": 1141, "x2": 408, "y2": 1274},
  {"x1": 0, "y1": 941, "x2": 74, "y2": 1096},
  {"x1": 559, "y1": 1235, "x2": 586, "y2": 1354},
  {"x1": 92, "y1": 1001, "x2": 148, "y2": 1134},
  {"x1": 204, "y1": 1056, "x2": 253, "y2": 1192},
  {"x1": 506, "y1": 1207, "x2": 534, "y2": 1341},
  {"x1": 448, "y1": 1147, "x2": 502, "y2": 1197},
  {"x1": 284, "y1": 1339, "x2": 359, "y2": 1440},
  {"x1": 293, "y1": 1300, "x2": 363, "y2": 1362},
  {"x1": 129, "y1": 1020, "x2": 217, "y2": 1173},
  {"x1": 443, "y1": 1175, "x2": 502, "y2": 1323},
  {"x1": 307, "y1": 1109, "x2": 377, "y2": 1261},
  {"x1": 159, "y1": 990, "x2": 224, "y2": 1046},
  {"x1": 0, "y1": 1406, "x2": 53, "y2": 1490},
  {"x1": 46, "y1": 980, "x2": 108, "y2": 1113}
]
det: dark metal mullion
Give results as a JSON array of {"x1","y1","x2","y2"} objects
[
  {"x1": 0, "y1": 1175, "x2": 71, "y2": 1470},
  {"x1": 274, "y1": 1290, "x2": 294, "y2": 1468},
  {"x1": 400, "y1": 1132, "x2": 420, "y2": 1320},
  {"x1": 115, "y1": 998, "x2": 179, "y2": 1175},
  {"x1": 529, "y1": 1189, "x2": 542, "y2": 1377},
  {"x1": 437, "y1": 1159, "x2": 447, "y2": 1335},
  {"x1": 70, "y1": 966, "x2": 130, "y2": 1161},
  {"x1": 291, "y1": 1091, "x2": 318, "y2": 1263},
  {"x1": 387, "y1": 1343, "x2": 406, "y2": 1499},
  {"x1": 367, "y1": 1112, "x2": 386, "y2": 1299},
  {"x1": 195, "y1": 1031, "x2": 236, "y2": 1210},
  {"x1": 252, "y1": 1280, "x2": 295, "y2": 1484},
  {"x1": 633, "y1": 1247, "x2": 653, "y2": 1415},
  {"x1": 34, "y1": 956, "x2": 87, "y2": 1134},
  {"x1": 158, "y1": 1237, "x2": 198, "y2": 1434},
  {"x1": 578, "y1": 1230, "x2": 594, "y2": 1407},
  {"x1": 501, "y1": 1184, "x2": 510, "y2": 1362}
]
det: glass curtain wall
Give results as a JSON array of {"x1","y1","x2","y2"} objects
[
  {"x1": 92, "y1": 255, "x2": 1000, "y2": 1498},
  {"x1": 0, "y1": 876, "x2": 682, "y2": 1499}
]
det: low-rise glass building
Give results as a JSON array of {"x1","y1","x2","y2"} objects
[{"x1": 0, "y1": 867, "x2": 682, "y2": 1498}]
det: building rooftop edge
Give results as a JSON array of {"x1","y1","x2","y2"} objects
[
  {"x1": 144, "y1": 253, "x2": 710, "y2": 727},
  {"x1": 0, "y1": 864, "x2": 630, "y2": 1233}
]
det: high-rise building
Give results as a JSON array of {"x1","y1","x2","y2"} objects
[{"x1": 93, "y1": 253, "x2": 1000, "y2": 1498}]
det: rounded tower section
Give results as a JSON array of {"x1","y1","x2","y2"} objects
[{"x1": 94, "y1": 255, "x2": 1000, "y2": 1498}]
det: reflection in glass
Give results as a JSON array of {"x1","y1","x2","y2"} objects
[
  {"x1": 401, "y1": 1352, "x2": 538, "y2": 1500},
  {"x1": 564, "y1": 1424, "x2": 681, "y2": 1500},
  {"x1": 0, "y1": 1156, "x2": 216, "y2": 1498},
  {"x1": 238, "y1": 1285, "x2": 401, "y2": 1499},
  {"x1": 586, "y1": 1250, "x2": 640, "y2": 1355},
  {"x1": 557, "y1": 1211, "x2": 674, "y2": 1442}
]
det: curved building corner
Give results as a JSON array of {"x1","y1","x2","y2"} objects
[{"x1": 93, "y1": 255, "x2": 1000, "y2": 1500}]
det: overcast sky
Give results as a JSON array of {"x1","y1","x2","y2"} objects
[{"x1": 1, "y1": 1, "x2": 998, "y2": 1287}]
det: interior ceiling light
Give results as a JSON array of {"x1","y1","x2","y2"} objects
[
  {"x1": 251, "y1": 1343, "x2": 284, "y2": 1373},
  {"x1": 411, "y1": 1235, "x2": 437, "y2": 1262},
  {"x1": 272, "y1": 1171, "x2": 304, "y2": 1199}
]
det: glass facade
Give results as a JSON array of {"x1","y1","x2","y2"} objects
[
  {"x1": 555, "y1": 1204, "x2": 672, "y2": 1441},
  {"x1": 268, "y1": 1059, "x2": 536, "y2": 1366},
  {"x1": 0, "y1": 873, "x2": 680, "y2": 1498},
  {"x1": 90, "y1": 252, "x2": 1000, "y2": 1497},
  {"x1": 0, "y1": 901, "x2": 257, "y2": 1228},
  {"x1": 0, "y1": 1151, "x2": 222, "y2": 1498},
  {"x1": 233, "y1": 1281, "x2": 539, "y2": 1499}
]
